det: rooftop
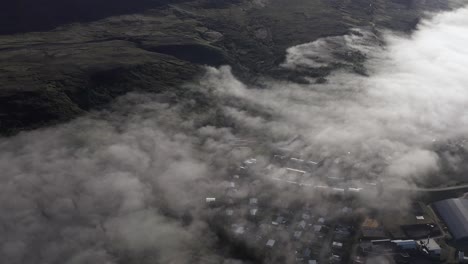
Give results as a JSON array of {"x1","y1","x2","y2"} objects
[{"x1": 432, "y1": 198, "x2": 468, "y2": 242}]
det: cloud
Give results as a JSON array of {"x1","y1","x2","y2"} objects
[
  {"x1": 204, "y1": 6, "x2": 468, "y2": 191},
  {"x1": 282, "y1": 28, "x2": 379, "y2": 69},
  {"x1": 1, "y1": 5, "x2": 468, "y2": 264},
  {"x1": 0, "y1": 95, "x2": 253, "y2": 264}
]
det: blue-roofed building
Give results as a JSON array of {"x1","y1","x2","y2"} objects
[{"x1": 432, "y1": 198, "x2": 468, "y2": 250}]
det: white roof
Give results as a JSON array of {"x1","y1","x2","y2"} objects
[
  {"x1": 266, "y1": 239, "x2": 276, "y2": 247},
  {"x1": 234, "y1": 226, "x2": 245, "y2": 235},
  {"x1": 291, "y1": 158, "x2": 304, "y2": 162},
  {"x1": 272, "y1": 216, "x2": 284, "y2": 225},
  {"x1": 332, "y1": 242, "x2": 343, "y2": 248},
  {"x1": 245, "y1": 158, "x2": 257, "y2": 164},
  {"x1": 423, "y1": 239, "x2": 441, "y2": 251},
  {"x1": 342, "y1": 207, "x2": 352, "y2": 213},
  {"x1": 206, "y1": 198, "x2": 216, "y2": 203},
  {"x1": 393, "y1": 239, "x2": 416, "y2": 244},
  {"x1": 299, "y1": 220, "x2": 307, "y2": 228},
  {"x1": 286, "y1": 168, "x2": 307, "y2": 174}
]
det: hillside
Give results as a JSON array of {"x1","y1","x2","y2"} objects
[{"x1": 0, "y1": 0, "x2": 450, "y2": 135}]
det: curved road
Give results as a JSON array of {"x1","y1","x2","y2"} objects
[{"x1": 391, "y1": 184, "x2": 468, "y2": 193}]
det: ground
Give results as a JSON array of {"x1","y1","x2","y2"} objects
[{"x1": 0, "y1": 0, "x2": 451, "y2": 135}]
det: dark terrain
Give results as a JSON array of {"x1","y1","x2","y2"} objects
[{"x1": 0, "y1": 0, "x2": 451, "y2": 135}]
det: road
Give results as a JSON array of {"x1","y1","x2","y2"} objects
[{"x1": 395, "y1": 184, "x2": 468, "y2": 193}]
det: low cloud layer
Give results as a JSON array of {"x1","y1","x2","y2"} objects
[
  {"x1": 205, "y1": 6, "x2": 468, "y2": 188},
  {"x1": 1, "y1": 5, "x2": 468, "y2": 264},
  {"x1": 0, "y1": 96, "x2": 253, "y2": 264}
]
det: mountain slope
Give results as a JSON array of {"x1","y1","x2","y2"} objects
[{"x1": 0, "y1": 0, "x2": 451, "y2": 135}]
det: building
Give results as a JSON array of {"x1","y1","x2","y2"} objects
[
  {"x1": 233, "y1": 225, "x2": 245, "y2": 235},
  {"x1": 266, "y1": 239, "x2": 276, "y2": 248},
  {"x1": 206, "y1": 197, "x2": 216, "y2": 203},
  {"x1": 432, "y1": 198, "x2": 468, "y2": 250},
  {"x1": 361, "y1": 218, "x2": 387, "y2": 240},
  {"x1": 458, "y1": 251, "x2": 468, "y2": 263},
  {"x1": 294, "y1": 231, "x2": 302, "y2": 239},
  {"x1": 392, "y1": 240, "x2": 417, "y2": 250},
  {"x1": 272, "y1": 216, "x2": 286, "y2": 225},
  {"x1": 249, "y1": 198, "x2": 258, "y2": 205},
  {"x1": 332, "y1": 241, "x2": 343, "y2": 249},
  {"x1": 313, "y1": 225, "x2": 323, "y2": 233},
  {"x1": 298, "y1": 220, "x2": 307, "y2": 229},
  {"x1": 418, "y1": 239, "x2": 441, "y2": 258}
]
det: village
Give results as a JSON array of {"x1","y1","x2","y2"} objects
[{"x1": 204, "y1": 148, "x2": 468, "y2": 264}]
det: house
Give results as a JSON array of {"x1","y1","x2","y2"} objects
[
  {"x1": 249, "y1": 198, "x2": 258, "y2": 205},
  {"x1": 233, "y1": 225, "x2": 245, "y2": 235},
  {"x1": 286, "y1": 168, "x2": 307, "y2": 175},
  {"x1": 298, "y1": 220, "x2": 307, "y2": 229},
  {"x1": 266, "y1": 239, "x2": 276, "y2": 248},
  {"x1": 245, "y1": 158, "x2": 257, "y2": 165},
  {"x1": 359, "y1": 240, "x2": 399, "y2": 255},
  {"x1": 341, "y1": 207, "x2": 353, "y2": 214},
  {"x1": 332, "y1": 241, "x2": 343, "y2": 249},
  {"x1": 348, "y1": 187, "x2": 362, "y2": 193},
  {"x1": 302, "y1": 213, "x2": 311, "y2": 220},
  {"x1": 206, "y1": 198, "x2": 216, "y2": 203},
  {"x1": 361, "y1": 218, "x2": 387, "y2": 240},
  {"x1": 250, "y1": 208, "x2": 258, "y2": 216},
  {"x1": 294, "y1": 231, "x2": 302, "y2": 239},
  {"x1": 313, "y1": 225, "x2": 323, "y2": 233},
  {"x1": 272, "y1": 216, "x2": 285, "y2": 225},
  {"x1": 353, "y1": 256, "x2": 365, "y2": 264},
  {"x1": 418, "y1": 239, "x2": 441, "y2": 257},
  {"x1": 330, "y1": 254, "x2": 341, "y2": 263}
]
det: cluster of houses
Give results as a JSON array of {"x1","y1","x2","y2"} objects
[
  {"x1": 204, "y1": 154, "x2": 365, "y2": 263},
  {"x1": 205, "y1": 148, "x2": 468, "y2": 264}
]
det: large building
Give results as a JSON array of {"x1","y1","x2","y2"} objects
[{"x1": 432, "y1": 198, "x2": 468, "y2": 250}]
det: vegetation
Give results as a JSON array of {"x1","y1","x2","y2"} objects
[{"x1": 0, "y1": 0, "x2": 451, "y2": 135}]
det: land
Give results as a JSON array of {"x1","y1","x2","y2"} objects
[
  {"x1": 0, "y1": 0, "x2": 451, "y2": 135},
  {"x1": 206, "y1": 151, "x2": 463, "y2": 264}
]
